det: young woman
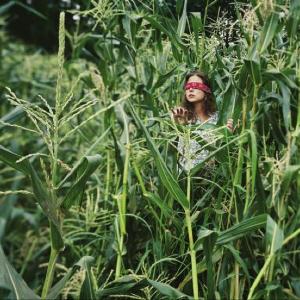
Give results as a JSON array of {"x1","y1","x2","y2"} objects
[{"x1": 171, "y1": 70, "x2": 233, "y2": 173}]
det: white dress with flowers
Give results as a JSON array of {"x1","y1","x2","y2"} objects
[{"x1": 177, "y1": 112, "x2": 218, "y2": 173}]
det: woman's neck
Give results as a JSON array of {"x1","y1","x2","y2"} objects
[{"x1": 193, "y1": 101, "x2": 209, "y2": 121}]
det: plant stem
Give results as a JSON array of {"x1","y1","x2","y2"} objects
[
  {"x1": 115, "y1": 143, "x2": 130, "y2": 279},
  {"x1": 234, "y1": 258, "x2": 240, "y2": 299},
  {"x1": 115, "y1": 235, "x2": 124, "y2": 279},
  {"x1": 104, "y1": 149, "x2": 111, "y2": 204},
  {"x1": 185, "y1": 208, "x2": 199, "y2": 300},
  {"x1": 185, "y1": 169, "x2": 199, "y2": 299},
  {"x1": 41, "y1": 247, "x2": 59, "y2": 299},
  {"x1": 248, "y1": 228, "x2": 300, "y2": 299}
]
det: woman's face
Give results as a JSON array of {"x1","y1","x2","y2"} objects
[{"x1": 185, "y1": 75, "x2": 205, "y2": 103}]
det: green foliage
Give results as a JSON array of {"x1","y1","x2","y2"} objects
[
  {"x1": 0, "y1": 245, "x2": 40, "y2": 299},
  {"x1": 0, "y1": 0, "x2": 299, "y2": 299}
]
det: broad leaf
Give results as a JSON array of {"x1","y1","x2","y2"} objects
[
  {"x1": 0, "y1": 145, "x2": 30, "y2": 174},
  {"x1": 47, "y1": 256, "x2": 94, "y2": 300},
  {"x1": 258, "y1": 12, "x2": 280, "y2": 53},
  {"x1": 202, "y1": 231, "x2": 218, "y2": 300},
  {"x1": 79, "y1": 256, "x2": 96, "y2": 300},
  {"x1": 266, "y1": 216, "x2": 284, "y2": 254},
  {"x1": 60, "y1": 155, "x2": 102, "y2": 209},
  {"x1": 96, "y1": 275, "x2": 192, "y2": 299},
  {"x1": 177, "y1": 0, "x2": 187, "y2": 37},
  {"x1": 129, "y1": 103, "x2": 189, "y2": 209},
  {"x1": 97, "y1": 275, "x2": 147, "y2": 298},
  {"x1": 224, "y1": 244, "x2": 251, "y2": 282},
  {"x1": 244, "y1": 54, "x2": 261, "y2": 85},
  {"x1": 0, "y1": 245, "x2": 40, "y2": 300},
  {"x1": 147, "y1": 279, "x2": 192, "y2": 299},
  {"x1": 0, "y1": 146, "x2": 63, "y2": 249},
  {"x1": 216, "y1": 214, "x2": 267, "y2": 245}
]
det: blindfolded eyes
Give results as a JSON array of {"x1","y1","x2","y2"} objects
[{"x1": 184, "y1": 82, "x2": 211, "y2": 93}]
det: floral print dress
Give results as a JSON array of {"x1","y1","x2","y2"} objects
[{"x1": 177, "y1": 112, "x2": 218, "y2": 173}]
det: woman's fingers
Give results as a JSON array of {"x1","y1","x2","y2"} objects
[
  {"x1": 171, "y1": 107, "x2": 178, "y2": 116},
  {"x1": 171, "y1": 107, "x2": 188, "y2": 124},
  {"x1": 227, "y1": 118, "x2": 234, "y2": 131},
  {"x1": 172, "y1": 107, "x2": 187, "y2": 118}
]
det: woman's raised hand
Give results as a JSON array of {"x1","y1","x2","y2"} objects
[
  {"x1": 171, "y1": 107, "x2": 189, "y2": 125},
  {"x1": 226, "y1": 118, "x2": 234, "y2": 132}
]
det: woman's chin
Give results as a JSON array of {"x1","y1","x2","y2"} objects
[{"x1": 187, "y1": 98, "x2": 203, "y2": 103}]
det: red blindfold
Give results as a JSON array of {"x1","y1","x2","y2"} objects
[{"x1": 184, "y1": 82, "x2": 211, "y2": 94}]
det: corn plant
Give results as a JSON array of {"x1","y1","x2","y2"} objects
[
  {"x1": 0, "y1": 12, "x2": 104, "y2": 299},
  {"x1": 0, "y1": 0, "x2": 299, "y2": 299}
]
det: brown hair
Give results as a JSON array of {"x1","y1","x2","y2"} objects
[{"x1": 182, "y1": 70, "x2": 217, "y2": 122}]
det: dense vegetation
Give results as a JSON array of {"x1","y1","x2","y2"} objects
[{"x1": 0, "y1": 0, "x2": 299, "y2": 299}]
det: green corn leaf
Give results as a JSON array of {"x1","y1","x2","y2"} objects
[
  {"x1": 280, "y1": 165, "x2": 300, "y2": 201},
  {"x1": 122, "y1": 15, "x2": 132, "y2": 44},
  {"x1": 0, "y1": 217, "x2": 5, "y2": 240},
  {"x1": 202, "y1": 231, "x2": 218, "y2": 299},
  {"x1": 0, "y1": 107, "x2": 25, "y2": 130},
  {"x1": 60, "y1": 155, "x2": 101, "y2": 210},
  {"x1": 224, "y1": 244, "x2": 251, "y2": 282},
  {"x1": 178, "y1": 248, "x2": 223, "y2": 291},
  {"x1": 278, "y1": 81, "x2": 292, "y2": 130},
  {"x1": 144, "y1": 15, "x2": 184, "y2": 50},
  {"x1": 194, "y1": 229, "x2": 216, "y2": 251},
  {"x1": 47, "y1": 256, "x2": 94, "y2": 300},
  {"x1": 238, "y1": 64, "x2": 250, "y2": 92},
  {"x1": 147, "y1": 279, "x2": 193, "y2": 299},
  {"x1": 264, "y1": 69, "x2": 298, "y2": 89},
  {"x1": 144, "y1": 192, "x2": 173, "y2": 219},
  {"x1": 16, "y1": 2, "x2": 46, "y2": 19},
  {"x1": 266, "y1": 216, "x2": 284, "y2": 254},
  {"x1": 128, "y1": 103, "x2": 189, "y2": 209},
  {"x1": 191, "y1": 12, "x2": 202, "y2": 52},
  {"x1": 246, "y1": 129, "x2": 258, "y2": 196},
  {"x1": 50, "y1": 221, "x2": 64, "y2": 251},
  {"x1": 258, "y1": 12, "x2": 280, "y2": 54},
  {"x1": 286, "y1": 0, "x2": 300, "y2": 38},
  {"x1": 151, "y1": 66, "x2": 177, "y2": 91},
  {"x1": 144, "y1": 192, "x2": 181, "y2": 231},
  {"x1": 244, "y1": 52, "x2": 261, "y2": 85},
  {"x1": 0, "y1": 146, "x2": 63, "y2": 249},
  {"x1": 0, "y1": 245, "x2": 40, "y2": 300},
  {"x1": 0, "y1": 1, "x2": 46, "y2": 19},
  {"x1": 0, "y1": 1, "x2": 15, "y2": 15},
  {"x1": 265, "y1": 109, "x2": 287, "y2": 145},
  {"x1": 177, "y1": 0, "x2": 187, "y2": 37},
  {"x1": 216, "y1": 214, "x2": 268, "y2": 245},
  {"x1": 97, "y1": 275, "x2": 147, "y2": 298},
  {"x1": 176, "y1": 0, "x2": 184, "y2": 15},
  {"x1": 191, "y1": 133, "x2": 246, "y2": 176},
  {"x1": 79, "y1": 256, "x2": 96, "y2": 300},
  {"x1": 0, "y1": 145, "x2": 31, "y2": 174},
  {"x1": 96, "y1": 275, "x2": 192, "y2": 299},
  {"x1": 180, "y1": 216, "x2": 267, "y2": 290},
  {"x1": 46, "y1": 269, "x2": 76, "y2": 299}
]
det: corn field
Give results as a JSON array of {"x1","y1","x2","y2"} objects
[{"x1": 0, "y1": 0, "x2": 299, "y2": 299}]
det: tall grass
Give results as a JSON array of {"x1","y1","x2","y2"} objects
[{"x1": 0, "y1": 0, "x2": 299, "y2": 299}]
